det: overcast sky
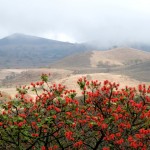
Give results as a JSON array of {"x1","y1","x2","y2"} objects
[{"x1": 0, "y1": 0, "x2": 150, "y2": 45}]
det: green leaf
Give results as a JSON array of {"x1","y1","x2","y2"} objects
[{"x1": 65, "y1": 120, "x2": 73, "y2": 125}]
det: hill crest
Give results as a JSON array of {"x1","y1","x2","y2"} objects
[
  {"x1": 52, "y1": 47, "x2": 150, "y2": 68},
  {"x1": 0, "y1": 33, "x2": 89, "y2": 68},
  {"x1": 91, "y1": 47, "x2": 150, "y2": 67}
]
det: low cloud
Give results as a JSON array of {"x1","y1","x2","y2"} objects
[{"x1": 0, "y1": 0, "x2": 150, "y2": 45}]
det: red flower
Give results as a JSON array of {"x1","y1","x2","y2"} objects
[
  {"x1": 66, "y1": 112, "x2": 71, "y2": 116},
  {"x1": 116, "y1": 132, "x2": 121, "y2": 137},
  {"x1": 18, "y1": 122, "x2": 24, "y2": 128},
  {"x1": 65, "y1": 131, "x2": 74, "y2": 140},
  {"x1": 128, "y1": 135, "x2": 133, "y2": 142},
  {"x1": 73, "y1": 140, "x2": 83, "y2": 148},
  {"x1": 53, "y1": 145, "x2": 58, "y2": 150},
  {"x1": 109, "y1": 134, "x2": 115, "y2": 140},
  {"x1": 101, "y1": 123, "x2": 108, "y2": 129},
  {"x1": 41, "y1": 146, "x2": 46, "y2": 150},
  {"x1": 31, "y1": 133, "x2": 39, "y2": 137},
  {"x1": 115, "y1": 138, "x2": 124, "y2": 145},
  {"x1": 19, "y1": 113, "x2": 27, "y2": 119},
  {"x1": 54, "y1": 107, "x2": 61, "y2": 112},
  {"x1": 0, "y1": 122, "x2": 3, "y2": 126},
  {"x1": 31, "y1": 121, "x2": 36, "y2": 127},
  {"x1": 52, "y1": 115, "x2": 57, "y2": 119},
  {"x1": 102, "y1": 147, "x2": 110, "y2": 150},
  {"x1": 130, "y1": 141, "x2": 138, "y2": 149}
]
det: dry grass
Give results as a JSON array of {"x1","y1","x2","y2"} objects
[
  {"x1": 0, "y1": 52, "x2": 150, "y2": 98},
  {"x1": 54, "y1": 73, "x2": 150, "y2": 96},
  {"x1": 90, "y1": 48, "x2": 150, "y2": 67},
  {"x1": 1, "y1": 71, "x2": 149, "y2": 98}
]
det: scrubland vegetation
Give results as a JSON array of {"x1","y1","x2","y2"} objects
[{"x1": 0, "y1": 74, "x2": 149, "y2": 150}]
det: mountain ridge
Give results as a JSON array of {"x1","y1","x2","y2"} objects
[
  {"x1": 0, "y1": 33, "x2": 75, "y2": 45},
  {"x1": 0, "y1": 33, "x2": 150, "y2": 70},
  {"x1": 0, "y1": 33, "x2": 90, "y2": 68}
]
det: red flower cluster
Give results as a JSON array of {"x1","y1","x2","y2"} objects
[{"x1": 0, "y1": 75, "x2": 149, "y2": 149}]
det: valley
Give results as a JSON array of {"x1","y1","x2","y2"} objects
[{"x1": 0, "y1": 34, "x2": 150, "y2": 100}]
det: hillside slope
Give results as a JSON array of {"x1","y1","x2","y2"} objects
[
  {"x1": 52, "y1": 48, "x2": 150, "y2": 68},
  {"x1": 0, "y1": 33, "x2": 89, "y2": 68},
  {"x1": 90, "y1": 48, "x2": 150, "y2": 67},
  {"x1": 51, "y1": 48, "x2": 150, "y2": 82},
  {"x1": 50, "y1": 51, "x2": 93, "y2": 68}
]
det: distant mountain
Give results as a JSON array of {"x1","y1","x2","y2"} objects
[
  {"x1": 0, "y1": 33, "x2": 150, "y2": 69},
  {"x1": 0, "y1": 33, "x2": 90, "y2": 68}
]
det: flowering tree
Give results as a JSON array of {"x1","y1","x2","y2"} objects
[{"x1": 0, "y1": 74, "x2": 149, "y2": 150}]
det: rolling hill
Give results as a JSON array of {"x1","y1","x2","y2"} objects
[
  {"x1": 1, "y1": 68, "x2": 149, "y2": 98},
  {"x1": 0, "y1": 48, "x2": 149, "y2": 96},
  {"x1": 51, "y1": 48, "x2": 150, "y2": 68},
  {"x1": 51, "y1": 48, "x2": 150, "y2": 82},
  {"x1": 50, "y1": 51, "x2": 93, "y2": 68}
]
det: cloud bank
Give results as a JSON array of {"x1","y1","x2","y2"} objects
[{"x1": 0, "y1": 0, "x2": 150, "y2": 45}]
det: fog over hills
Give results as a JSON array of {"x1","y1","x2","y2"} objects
[
  {"x1": 0, "y1": 33, "x2": 150, "y2": 83},
  {"x1": 1, "y1": 33, "x2": 150, "y2": 68},
  {"x1": 0, "y1": 33, "x2": 90, "y2": 68}
]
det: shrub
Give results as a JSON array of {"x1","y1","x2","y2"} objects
[
  {"x1": 0, "y1": 74, "x2": 150, "y2": 150},
  {"x1": 0, "y1": 91, "x2": 11, "y2": 104}
]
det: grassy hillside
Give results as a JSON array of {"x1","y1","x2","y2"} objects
[
  {"x1": 51, "y1": 48, "x2": 150, "y2": 82},
  {"x1": 52, "y1": 48, "x2": 150, "y2": 68}
]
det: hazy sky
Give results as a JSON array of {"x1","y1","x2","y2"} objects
[{"x1": 0, "y1": 0, "x2": 150, "y2": 45}]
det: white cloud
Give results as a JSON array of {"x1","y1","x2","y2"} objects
[{"x1": 0, "y1": 0, "x2": 150, "y2": 44}]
